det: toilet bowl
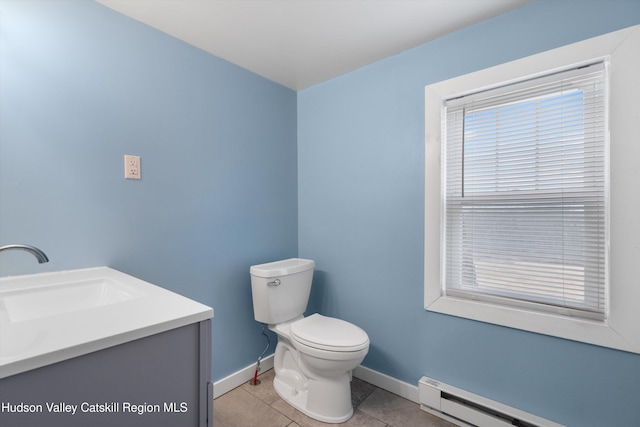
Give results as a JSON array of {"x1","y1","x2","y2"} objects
[
  {"x1": 250, "y1": 259, "x2": 370, "y2": 423},
  {"x1": 271, "y1": 314, "x2": 369, "y2": 422}
]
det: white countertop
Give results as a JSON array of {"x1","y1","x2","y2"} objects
[{"x1": 0, "y1": 267, "x2": 213, "y2": 379}]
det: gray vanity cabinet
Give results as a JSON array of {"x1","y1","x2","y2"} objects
[{"x1": 0, "y1": 320, "x2": 213, "y2": 427}]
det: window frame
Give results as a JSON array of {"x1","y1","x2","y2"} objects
[
  {"x1": 424, "y1": 25, "x2": 640, "y2": 354},
  {"x1": 443, "y1": 62, "x2": 608, "y2": 321}
]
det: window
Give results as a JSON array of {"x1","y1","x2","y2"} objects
[
  {"x1": 424, "y1": 25, "x2": 640, "y2": 354},
  {"x1": 443, "y1": 63, "x2": 607, "y2": 321}
]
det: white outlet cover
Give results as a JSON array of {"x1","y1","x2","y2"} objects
[{"x1": 124, "y1": 155, "x2": 141, "y2": 179}]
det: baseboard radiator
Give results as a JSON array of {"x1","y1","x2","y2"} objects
[{"x1": 419, "y1": 377, "x2": 565, "y2": 427}]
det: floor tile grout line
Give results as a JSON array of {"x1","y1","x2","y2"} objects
[{"x1": 215, "y1": 369, "x2": 454, "y2": 427}]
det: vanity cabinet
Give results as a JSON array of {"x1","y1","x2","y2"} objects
[{"x1": 0, "y1": 320, "x2": 212, "y2": 427}]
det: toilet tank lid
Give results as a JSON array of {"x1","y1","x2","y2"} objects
[{"x1": 250, "y1": 258, "x2": 315, "y2": 278}]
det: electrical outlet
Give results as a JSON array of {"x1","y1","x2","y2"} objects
[{"x1": 124, "y1": 155, "x2": 141, "y2": 179}]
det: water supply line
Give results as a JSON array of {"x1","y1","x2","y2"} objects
[{"x1": 250, "y1": 324, "x2": 270, "y2": 386}]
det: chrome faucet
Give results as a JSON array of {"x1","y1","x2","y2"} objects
[{"x1": 0, "y1": 244, "x2": 49, "y2": 263}]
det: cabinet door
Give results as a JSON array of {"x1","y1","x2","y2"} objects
[{"x1": 0, "y1": 322, "x2": 210, "y2": 427}]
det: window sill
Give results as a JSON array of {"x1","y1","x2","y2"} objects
[{"x1": 425, "y1": 293, "x2": 638, "y2": 353}]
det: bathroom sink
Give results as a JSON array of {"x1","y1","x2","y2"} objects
[
  {"x1": 0, "y1": 277, "x2": 145, "y2": 323},
  {"x1": 0, "y1": 267, "x2": 213, "y2": 379}
]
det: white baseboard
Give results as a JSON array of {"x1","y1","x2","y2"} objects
[
  {"x1": 213, "y1": 357, "x2": 418, "y2": 405},
  {"x1": 213, "y1": 354, "x2": 274, "y2": 399},
  {"x1": 353, "y1": 365, "x2": 419, "y2": 403}
]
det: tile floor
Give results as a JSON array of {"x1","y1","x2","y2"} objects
[{"x1": 213, "y1": 369, "x2": 456, "y2": 427}]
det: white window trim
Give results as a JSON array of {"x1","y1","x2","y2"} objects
[{"x1": 424, "y1": 25, "x2": 640, "y2": 354}]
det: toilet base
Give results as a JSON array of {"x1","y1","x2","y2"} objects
[
  {"x1": 273, "y1": 371, "x2": 353, "y2": 424},
  {"x1": 268, "y1": 317, "x2": 368, "y2": 424}
]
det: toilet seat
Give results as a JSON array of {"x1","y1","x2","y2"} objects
[{"x1": 290, "y1": 314, "x2": 369, "y2": 352}]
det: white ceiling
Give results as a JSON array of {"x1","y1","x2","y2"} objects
[{"x1": 97, "y1": 0, "x2": 529, "y2": 90}]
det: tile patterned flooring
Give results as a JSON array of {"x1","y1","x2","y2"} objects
[{"x1": 214, "y1": 369, "x2": 456, "y2": 427}]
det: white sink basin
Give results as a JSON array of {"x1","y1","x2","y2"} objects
[
  {"x1": 1, "y1": 277, "x2": 145, "y2": 323},
  {"x1": 0, "y1": 267, "x2": 213, "y2": 379}
]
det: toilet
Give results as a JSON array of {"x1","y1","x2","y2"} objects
[{"x1": 250, "y1": 258, "x2": 369, "y2": 423}]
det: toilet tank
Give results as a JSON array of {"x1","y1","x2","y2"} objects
[{"x1": 250, "y1": 258, "x2": 315, "y2": 324}]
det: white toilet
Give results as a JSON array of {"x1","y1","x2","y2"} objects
[{"x1": 250, "y1": 258, "x2": 370, "y2": 423}]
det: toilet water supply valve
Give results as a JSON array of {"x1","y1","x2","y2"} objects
[{"x1": 251, "y1": 324, "x2": 270, "y2": 386}]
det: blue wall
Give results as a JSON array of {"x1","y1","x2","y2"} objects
[
  {"x1": 298, "y1": 1, "x2": 640, "y2": 426},
  {"x1": 0, "y1": 0, "x2": 297, "y2": 381}
]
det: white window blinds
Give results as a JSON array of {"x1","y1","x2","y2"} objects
[{"x1": 442, "y1": 62, "x2": 608, "y2": 320}]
